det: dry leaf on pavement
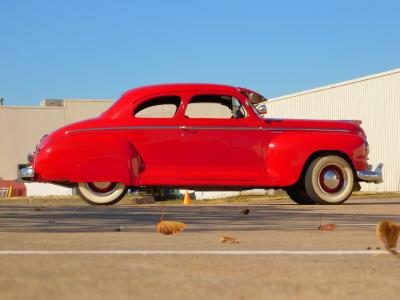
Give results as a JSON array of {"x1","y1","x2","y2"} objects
[
  {"x1": 318, "y1": 217, "x2": 336, "y2": 231},
  {"x1": 220, "y1": 235, "x2": 240, "y2": 244},
  {"x1": 319, "y1": 223, "x2": 336, "y2": 231},
  {"x1": 156, "y1": 221, "x2": 187, "y2": 235},
  {"x1": 376, "y1": 220, "x2": 400, "y2": 255},
  {"x1": 240, "y1": 209, "x2": 250, "y2": 215}
]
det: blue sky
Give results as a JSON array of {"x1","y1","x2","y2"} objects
[{"x1": 1, "y1": 0, "x2": 399, "y2": 106}]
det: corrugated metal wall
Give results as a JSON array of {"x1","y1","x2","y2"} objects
[{"x1": 266, "y1": 69, "x2": 400, "y2": 192}]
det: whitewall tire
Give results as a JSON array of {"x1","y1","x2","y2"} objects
[
  {"x1": 77, "y1": 182, "x2": 127, "y2": 205},
  {"x1": 305, "y1": 155, "x2": 354, "y2": 205}
]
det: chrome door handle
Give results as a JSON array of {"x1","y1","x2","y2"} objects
[{"x1": 180, "y1": 125, "x2": 196, "y2": 133}]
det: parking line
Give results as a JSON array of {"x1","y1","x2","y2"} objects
[{"x1": 0, "y1": 250, "x2": 389, "y2": 255}]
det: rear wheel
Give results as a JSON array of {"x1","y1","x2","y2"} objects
[
  {"x1": 305, "y1": 155, "x2": 354, "y2": 205},
  {"x1": 76, "y1": 182, "x2": 127, "y2": 205},
  {"x1": 286, "y1": 188, "x2": 315, "y2": 205}
]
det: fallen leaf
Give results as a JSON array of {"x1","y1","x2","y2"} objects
[
  {"x1": 376, "y1": 220, "x2": 400, "y2": 255},
  {"x1": 319, "y1": 224, "x2": 336, "y2": 231},
  {"x1": 318, "y1": 217, "x2": 336, "y2": 231},
  {"x1": 220, "y1": 235, "x2": 240, "y2": 244},
  {"x1": 156, "y1": 221, "x2": 187, "y2": 235},
  {"x1": 240, "y1": 209, "x2": 250, "y2": 215}
]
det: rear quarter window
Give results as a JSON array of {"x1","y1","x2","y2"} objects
[{"x1": 134, "y1": 96, "x2": 181, "y2": 118}]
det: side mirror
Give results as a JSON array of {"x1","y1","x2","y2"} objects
[{"x1": 256, "y1": 104, "x2": 267, "y2": 115}]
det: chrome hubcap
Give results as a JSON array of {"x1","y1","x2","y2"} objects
[
  {"x1": 85, "y1": 182, "x2": 119, "y2": 196},
  {"x1": 318, "y1": 165, "x2": 345, "y2": 194},
  {"x1": 323, "y1": 170, "x2": 340, "y2": 190}
]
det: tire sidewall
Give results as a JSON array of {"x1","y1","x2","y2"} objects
[
  {"x1": 305, "y1": 155, "x2": 354, "y2": 205},
  {"x1": 77, "y1": 182, "x2": 127, "y2": 205}
]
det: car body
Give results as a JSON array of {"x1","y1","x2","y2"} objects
[{"x1": 19, "y1": 83, "x2": 383, "y2": 205}]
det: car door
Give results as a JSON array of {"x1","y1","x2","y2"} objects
[
  {"x1": 126, "y1": 94, "x2": 182, "y2": 185},
  {"x1": 178, "y1": 93, "x2": 265, "y2": 182}
]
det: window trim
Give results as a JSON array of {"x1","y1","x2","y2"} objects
[
  {"x1": 132, "y1": 95, "x2": 182, "y2": 119},
  {"x1": 183, "y1": 93, "x2": 249, "y2": 120}
]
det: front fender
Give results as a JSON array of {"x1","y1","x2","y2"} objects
[
  {"x1": 35, "y1": 133, "x2": 141, "y2": 186},
  {"x1": 265, "y1": 131, "x2": 366, "y2": 186}
]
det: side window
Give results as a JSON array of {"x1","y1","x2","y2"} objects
[
  {"x1": 134, "y1": 96, "x2": 181, "y2": 118},
  {"x1": 185, "y1": 94, "x2": 247, "y2": 119}
]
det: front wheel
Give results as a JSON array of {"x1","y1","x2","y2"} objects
[
  {"x1": 76, "y1": 182, "x2": 127, "y2": 205},
  {"x1": 305, "y1": 155, "x2": 354, "y2": 205}
]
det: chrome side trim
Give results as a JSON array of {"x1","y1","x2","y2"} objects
[
  {"x1": 69, "y1": 126, "x2": 178, "y2": 133},
  {"x1": 179, "y1": 126, "x2": 350, "y2": 132},
  {"x1": 18, "y1": 166, "x2": 35, "y2": 180},
  {"x1": 269, "y1": 128, "x2": 351, "y2": 133},
  {"x1": 357, "y1": 163, "x2": 383, "y2": 184},
  {"x1": 180, "y1": 126, "x2": 262, "y2": 131},
  {"x1": 69, "y1": 126, "x2": 352, "y2": 134}
]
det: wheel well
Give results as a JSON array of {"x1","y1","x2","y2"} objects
[{"x1": 291, "y1": 150, "x2": 357, "y2": 188}]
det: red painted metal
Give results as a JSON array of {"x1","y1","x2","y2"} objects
[
  {"x1": 0, "y1": 180, "x2": 27, "y2": 197},
  {"x1": 31, "y1": 83, "x2": 369, "y2": 189}
]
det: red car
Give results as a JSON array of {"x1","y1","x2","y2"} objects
[{"x1": 19, "y1": 84, "x2": 382, "y2": 205}]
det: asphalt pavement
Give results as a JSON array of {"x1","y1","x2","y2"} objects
[{"x1": 0, "y1": 198, "x2": 400, "y2": 300}]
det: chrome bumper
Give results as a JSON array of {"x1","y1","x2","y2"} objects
[
  {"x1": 357, "y1": 163, "x2": 383, "y2": 184},
  {"x1": 18, "y1": 166, "x2": 35, "y2": 181}
]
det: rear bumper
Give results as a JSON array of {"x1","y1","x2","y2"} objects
[
  {"x1": 18, "y1": 166, "x2": 35, "y2": 181},
  {"x1": 357, "y1": 163, "x2": 383, "y2": 184}
]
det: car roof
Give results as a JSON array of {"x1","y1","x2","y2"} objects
[
  {"x1": 122, "y1": 83, "x2": 240, "y2": 100},
  {"x1": 102, "y1": 83, "x2": 255, "y2": 119}
]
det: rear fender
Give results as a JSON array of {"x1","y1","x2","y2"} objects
[
  {"x1": 37, "y1": 133, "x2": 140, "y2": 186},
  {"x1": 70, "y1": 133, "x2": 140, "y2": 185}
]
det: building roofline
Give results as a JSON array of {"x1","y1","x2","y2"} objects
[
  {"x1": 0, "y1": 99, "x2": 114, "y2": 109},
  {"x1": 0, "y1": 106, "x2": 64, "y2": 110},
  {"x1": 63, "y1": 99, "x2": 114, "y2": 103},
  {"x1": 268, "y1": 68, "x2": 400, "y2": 103}
]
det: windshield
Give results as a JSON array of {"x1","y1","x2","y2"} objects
[
  {"x1": 249, "y1": 102, "x2": 264, "y2": 118},
  {"x1": 238, "y1": 88, "x2": 267, "y2": 118},
  {"x1": 238, "y1": 88, "x2": 268, "y2": 104}
]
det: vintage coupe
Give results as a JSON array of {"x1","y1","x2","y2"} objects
[{"x1": 19, "y1": 84, "x2": 382, "y2": 205}]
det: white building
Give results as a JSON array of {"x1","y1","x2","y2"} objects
[{"x1": 266, "y1": 68, "x2": 400, "y2": 192}]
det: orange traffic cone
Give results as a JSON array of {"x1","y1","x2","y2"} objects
[
  {"x1": 7, "y1": 186, "x2": 13, "y2": 197},
  {"x1": 183, "y1": 190, "x2": 190, "y2": 205}
]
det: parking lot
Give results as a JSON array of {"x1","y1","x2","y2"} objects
[{"x1": 1, "y1": 197, "x2": 399, "y2": 300}]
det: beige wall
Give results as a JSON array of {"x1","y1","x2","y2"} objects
[
  {"x1": 0, "y1": 100, "x2": 113, "y2": 180},
  {"x1": 64, "y1": 99, "x2": 113, "y2": 124}
]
